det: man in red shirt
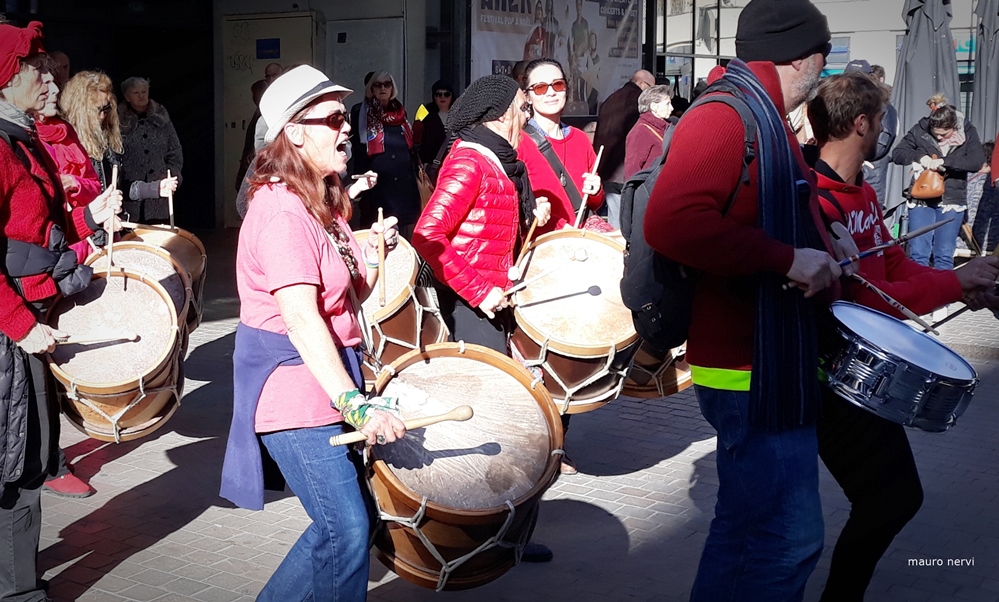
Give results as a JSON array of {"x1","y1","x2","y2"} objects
[
  {"x1": 807, "y1": 72, "x2": 999, "y2": 601},
  {"x1": 643, "y1": 0, "x2": 842, "y2": 598}
]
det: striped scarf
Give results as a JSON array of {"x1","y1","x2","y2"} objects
[{"x1": 723, "y1": 60, "x2": 825, "y2": 431}]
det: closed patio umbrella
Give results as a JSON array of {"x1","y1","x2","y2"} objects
[
  {"x1": 971, "y1": 0, "x2": 999, "y2": 144},
  {"x1": 883, "y1": 0, "x2": 962, "y2": 231}
]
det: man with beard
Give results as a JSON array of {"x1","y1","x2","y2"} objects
[
  {"x1": 643, "y1": 0, "x2": 842, "y2": 599},
  {"x1": 808, "y1": 72, "x2": 999, "y2": 601}
]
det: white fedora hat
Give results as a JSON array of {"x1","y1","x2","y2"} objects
[{"x1": 260, "y1": 65, "x2": 352, "y2": 144}]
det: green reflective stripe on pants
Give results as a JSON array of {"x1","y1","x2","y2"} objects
[{"x1": 689, "y1": 365, "x2": 751, "y2": 391}]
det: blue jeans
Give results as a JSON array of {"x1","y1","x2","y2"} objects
[
  {"x1": 907, "y1": 204, "x2": 963, "y2": 270},
  {"x1": 258, "y1": 424, "x2": 371, "y2": 602},
  {"x1": 690, "y1": 386, "x2": 824, "y2": 602}
]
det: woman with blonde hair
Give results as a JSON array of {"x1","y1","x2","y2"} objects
[
  {"x1": 350, "y1": 70, "x2": 421, "y2": 234},
  {"x1": 59, "y1": 70, "x2": 123, "y2": 189}
]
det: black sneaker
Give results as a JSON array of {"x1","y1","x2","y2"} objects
[{"x1": 522, "y1": 541, "x2": 553, "y2": 562}]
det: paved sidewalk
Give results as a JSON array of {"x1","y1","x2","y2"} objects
[{"x1": 38, "y1": 229, "x2": 999, "y2": 601}]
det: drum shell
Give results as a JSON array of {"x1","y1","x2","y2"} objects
[
  {"x1": 826, "y1": 302, "x2": 977, "y2": 432},
  {"x1": 353, "y1": 231, "x2": 448, "y2": 383},
  {"x1": 45, "y1": 269, "x2": 183, "y2": 442},
  {"x1": 367, "y1": 343, "x2": 562, "y2": 590},
  {"x1": 122, "y1": 225, "x2": 206, "y2": 333},
  {"x1": 622, "y1": 342, "x2": 692, "y2": 399},
  {"x1": 512, "y1": 229, "x2": 639, "y2": 413}
]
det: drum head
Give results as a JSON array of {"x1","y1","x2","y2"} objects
[
  {"x1": 514, "y1": 230, "x2": 637, "y2": 354},
  {"x1": 48, "y1": 272, "x2": 178, "y2": 388},
  {"x1": 123, "y1": 226, "x2": 206, "y2": 281},
  {"x1": 353, "y1": 230, "x2": 418, "y2": 321},
  {"x1": 831, "y1": 302, "x2": 975, "y2": 381},
  {"x1": 374, "y1": 345, "x2": 556, "y2": 511},
  {"x1": 86, "y1": 242, "x2": 191, "y2": 319}
]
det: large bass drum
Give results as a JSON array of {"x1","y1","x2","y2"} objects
[
  {"x1": 122, "y1": 224, "x2": 206, "y2": 333},
  {"x1": 622, "y1": 342, "x2": 692, "y2": 398},
  {"x1": 46, "y1": 269, "x2": 184, "y2": 442},
  {"x1": 510, "y1": 229, "x2": 640, "y2": 413},
  {"x1": 353, "y1": 230, "x2": 447, "y2": 383},
  {"x1": 825, "y1": 301, "x2": 977, "y2": 432},
  {"x1": 367, "y1": 343, "x2": 563, "y2": 591}
]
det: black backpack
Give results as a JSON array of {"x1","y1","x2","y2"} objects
[{"x1": 619, "y1": 82, "x2": 758, "y2": 354}]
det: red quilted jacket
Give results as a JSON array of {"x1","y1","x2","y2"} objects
[{"x1": 413, "y1": 141, "x2": 519, "y2": 307}]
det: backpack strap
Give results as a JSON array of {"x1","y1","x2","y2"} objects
[
  {"x1": 815, "y1": 188, "x2": 849, "y2": 228},
  {"x1": 643, "y1": 123, "x2": 664, "y2": 142},
  {"x1": 524, "y1": 122, "x2": 584, "y2": 211},
  {"x1": 0, "y1": 126, "x2": 31, "y2": 172}
]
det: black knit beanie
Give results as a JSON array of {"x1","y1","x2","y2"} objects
[
  {"x1": 735, "y1": 0, "x2": 830, "y2": 64},
  {"x1": 445, "y1": 75, "x2": 520, "y2": 135}
]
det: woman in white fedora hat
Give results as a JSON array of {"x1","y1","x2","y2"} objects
[{"x1": 221, "y1": 64, "x2": 404, "y2": 601}]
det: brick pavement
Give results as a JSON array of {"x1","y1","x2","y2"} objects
[{"x1": 37, "y1": 229, "x2": 999, "y2": 601}]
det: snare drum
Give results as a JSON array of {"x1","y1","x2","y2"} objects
[
  {"x1": 46, "y1": 269, "x2": 183, "y2": 442},
  {"x1": 367, "y1": 343, "x2": 563, "y2": 591},
  {"x1": 826, "y1": 301, "x2": 977, "y2": 432},
  {"x1": 622, "y1": 342, "x2": 692, "y2": 399},
  {"x1": 353, "y1": 230, "x2": 447, "y2": 382},
  {"x1": 511, "y1": 229, "x2": 640, "y2": 413},
  {"x1": 122, "y1": 225, "x2": 207, "y2": 333}
]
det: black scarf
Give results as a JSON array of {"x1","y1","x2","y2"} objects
[{"x1": 458, "y1": 125, "x2": 535, "y2": 227}]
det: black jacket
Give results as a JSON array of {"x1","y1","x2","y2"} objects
[
  {"x1": 0, "y1": 328, "x2": 32, "y2": 485},
  {"x1": 891, "y1": 116, "x2": 986, "y2": 206}
]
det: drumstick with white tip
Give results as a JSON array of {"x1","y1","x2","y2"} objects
[
  {"x1": 167, "y1": 169, "x2": 176, "y2": 228},
  {"x1": 328, "y1": 405, "x2": 474, "y2": 447},
  {"x1": 514, "y1": 216, "x2": 540, "y2": 272},
  {"x1": 851, "y1": 274, "x2": 938, "y2": 335},
  {"x1": 574, "y1": 146, "x2": 604, "y2": 229},
  {"x1": 106, "y1": 164, "x2": 118, "y2": 274}
]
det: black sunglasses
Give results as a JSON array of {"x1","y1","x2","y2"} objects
[
  {"x1": 297, "y1": 111, "x2": 348, "y2": 130},
  {"x1": 97, "y1": 103, "x2": 112, "y2": 115},
  {"x1": 435, "y1": 90, "x2": 452, "y2": 98}
]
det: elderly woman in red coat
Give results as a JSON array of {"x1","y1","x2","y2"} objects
[{"x1": 623, "y1": 84, "x2": 674, "y2": 179}]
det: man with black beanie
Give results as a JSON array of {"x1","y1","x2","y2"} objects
[{"x1": 643, "y1": 0, "x2": 842, "y2": 600}]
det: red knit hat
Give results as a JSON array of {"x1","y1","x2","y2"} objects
[{"x1": 0, "y1": 21, "x2": 46, "y2": 89}]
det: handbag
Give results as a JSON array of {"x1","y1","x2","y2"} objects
[
  {"x1": 413, "y1": 156, "x2": 435, "y2": 209},
  {"x1": 911, "y1": 155, "x2": 945, "y2": 200}
]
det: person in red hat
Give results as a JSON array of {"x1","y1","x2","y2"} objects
[{"x1": 0, "y1": 20, "x2": 116, "y2": 601}]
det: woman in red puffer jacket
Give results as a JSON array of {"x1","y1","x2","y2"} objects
[{"x1": 413, "y1": 75, "x2": 549, "y2": 353}]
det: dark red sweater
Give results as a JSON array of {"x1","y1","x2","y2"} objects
[
  {"x1": 643, "y1": 62, "x2": 839, "y2": 373},
  {"x1": 813, "y1": 160, "x2": 961, "y2": 316},
  {"x1": 518, "y1": 125, "x2": 604, "y2": 235}
]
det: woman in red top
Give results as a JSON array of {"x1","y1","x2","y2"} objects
[{"x1": 517, "y1": 58, "x2": 604, "y2": 235}]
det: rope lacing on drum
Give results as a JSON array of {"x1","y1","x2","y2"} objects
[
  {"x1": 378, "y1": 493, "x2": 519, "y2": 592},
  {"x1": 518, "y1": 339, "x2": 627, "y2": 414},
  {"x1": 62, "y1": 372, "x2": 179, "y2": 443}
]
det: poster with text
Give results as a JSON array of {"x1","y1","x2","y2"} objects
[{"x1": 473, "y1": 0, "x2": 641, "y2": 115}]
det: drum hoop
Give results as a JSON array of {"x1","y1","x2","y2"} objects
[
  {"x1": 514, "y1": 228, "x2": 637, "y2": 356},
  {"x1": 369, "y1": 342, "x2": 564, "y2": 517},
  {"x1": 45, "y1": 268, "x2": 181, "y2": 392},
  {"x1": 353, "y1": 230, "x2": 419, "y2": 322},
  {"x1": 122, "y1": 225, "x2": 208, "y2": 281},
  {"x1": 84, "y1": 241, "x2": 194, "y2": 320},
  {"x1": 831, "y1": 301, "x2": 977, "y2": 384}
]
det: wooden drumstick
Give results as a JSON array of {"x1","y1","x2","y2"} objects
[
  {"x1": 57, "y1": 332, "x2": 137, "y2": 346},
  {"x1": 503, "y1": 249, "x2": 588, "y2": 296},
  {"x1": 167, "y1": 169, "x2": 176, "y2": 228},
  {"x1": 851, "y1": 274, "x2": 938, "y2": 335},
  {"x1": 328, "y1": 405, "x2": 474, "y2": 447},
  {"x1": 574, "y1": 145, "x2": 604, "y2": 229},
  {"x1": 377, "y1": 207, "x2": 386, "y2": 307},
  {"x1": 514, "y1": 216, "x2": 540, "y2": 272}
]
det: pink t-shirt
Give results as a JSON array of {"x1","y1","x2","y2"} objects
[{"x1": 236, "y1": 183, "x2": 366, "y2": 433}]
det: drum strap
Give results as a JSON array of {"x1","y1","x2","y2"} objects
[{"x1": 524, "y1": 123, "x2": 584, "y2": 211}]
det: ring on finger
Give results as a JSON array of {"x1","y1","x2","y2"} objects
[{"x1": 376, "y1": 434, "x2": 386, "y2": 444}]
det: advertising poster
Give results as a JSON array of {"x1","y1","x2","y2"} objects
[{"x1": 473, "y1": 0, "x2": 641, "y2": 115}]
